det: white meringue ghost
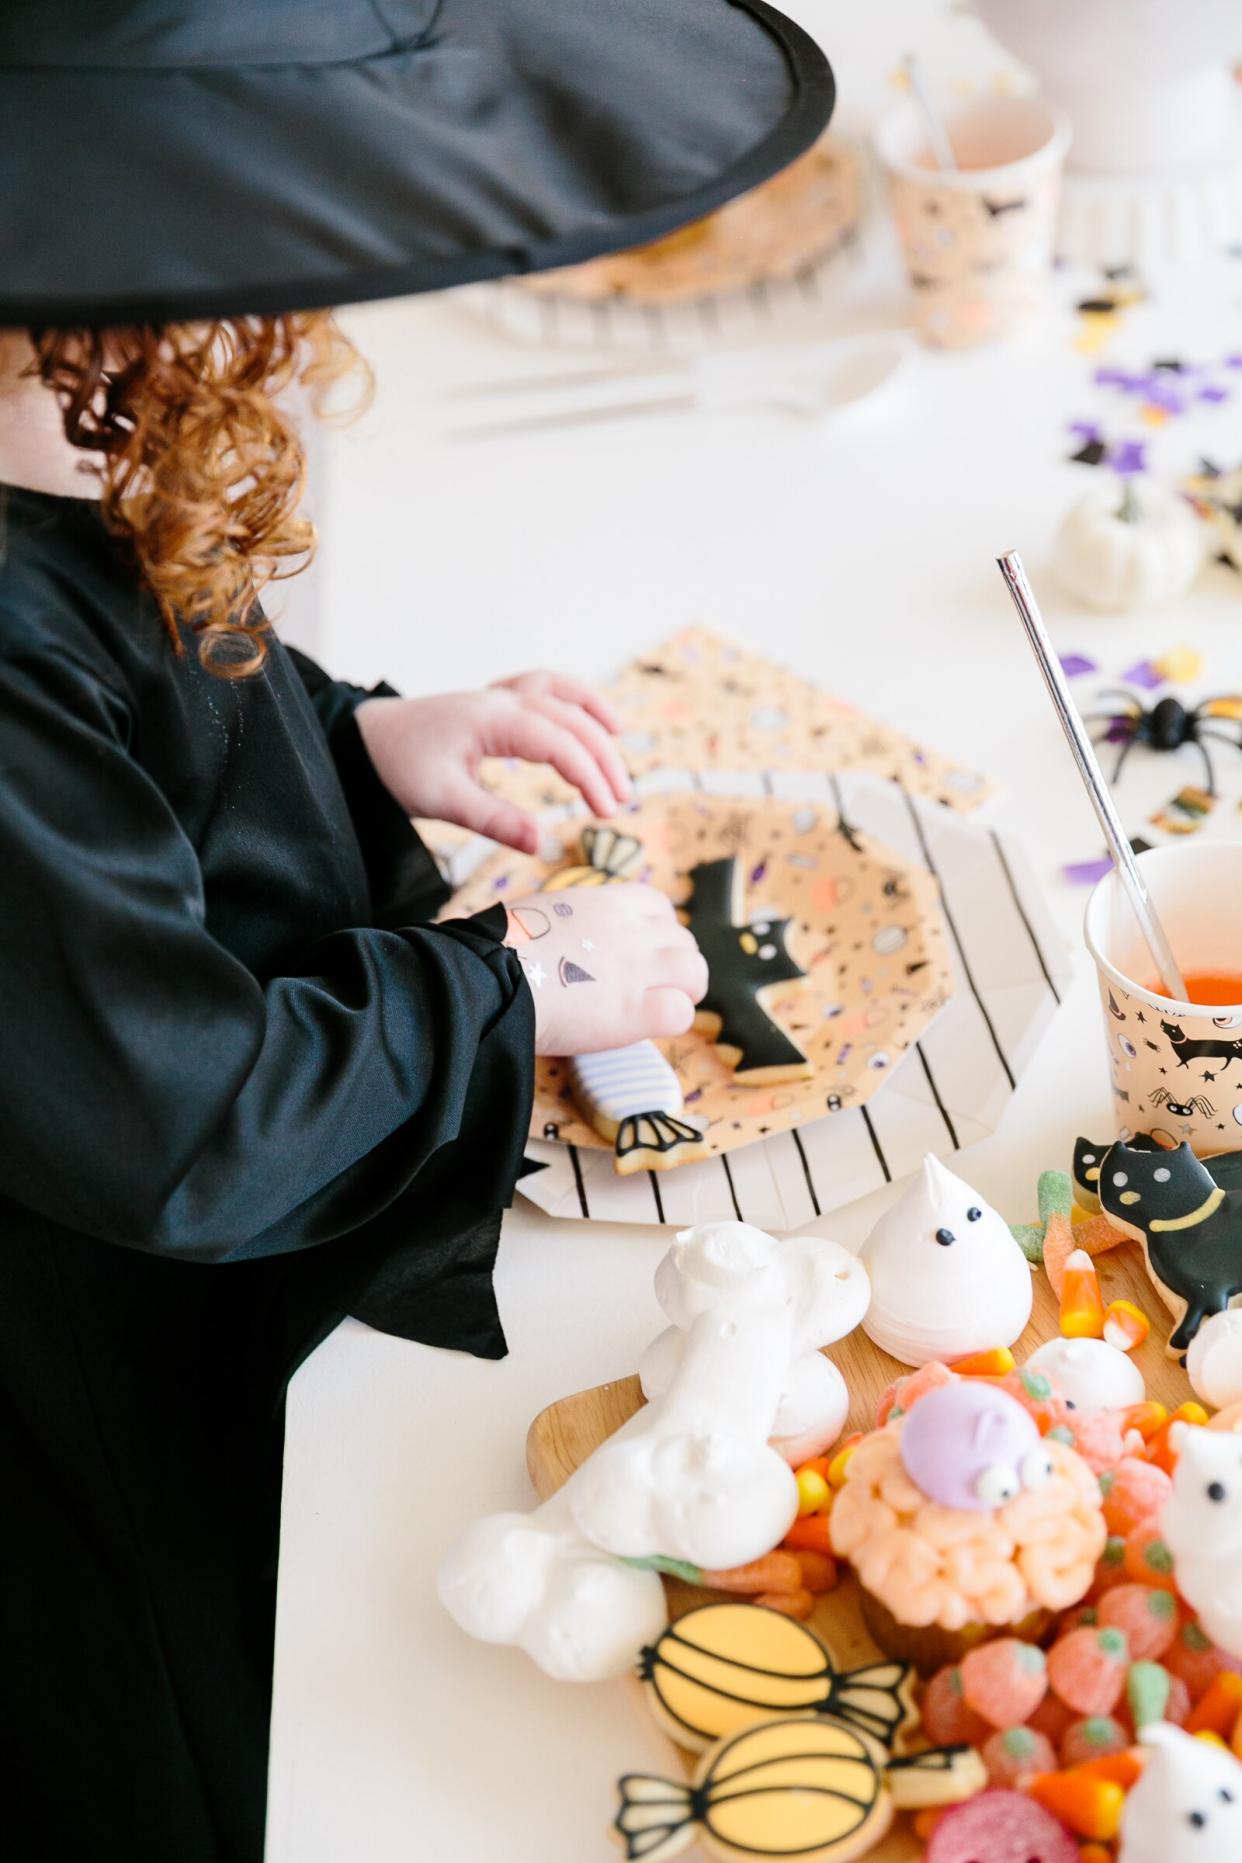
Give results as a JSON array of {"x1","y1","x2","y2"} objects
[
  {"x1": 860, "y1": 1155, "x2": 1033, "y2": 1366},
  {"x1": 1187, "y1": 1308, "x2": 1242, "y2": 1411},
  {"x1": 1026, "y1": 1336, "x2": 1145, "y2": 1415},
  {"x1": 1119, "y1": 1722, "x2": 1242, "y2": 1863},
  {"x1": 1162, "y1": 1425, "x2": 1242, "y2": 1659}
]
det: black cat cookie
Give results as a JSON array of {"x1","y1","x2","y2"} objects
[{"x1": 1092, "y1": 1138, "x2": 1242, "y2": 1357}]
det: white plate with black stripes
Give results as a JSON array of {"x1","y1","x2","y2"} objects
[{"x1": 505, "y1": 769, "x2": 1069, "y2": 1229}]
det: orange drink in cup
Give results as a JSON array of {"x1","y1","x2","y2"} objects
[
  {"x1": 875, "y1": 94, "x2": 1070, "y2": 348},
  {"x1": 1085, "y1": 843, "x2": 1242, "y2": 1155}
]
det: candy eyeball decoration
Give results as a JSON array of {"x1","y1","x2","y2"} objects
[
  {"x1": 899, "y1": 1382, "x2": 1045, "y2": 1513},
  {"x1": 860, "y1": 1155, "x2": 1033, "y2": 1366},
  {"x1": 1118, "y1": 1722, "x2": 1242, "y2": 1863},
  {"x1": 1026, "y1": 1336, "x2": 1146, "y2": 1415}
]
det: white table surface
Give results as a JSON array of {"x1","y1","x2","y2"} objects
[{"x1": 266, "y1": 10, "x2": 1242, "y2": 1859}]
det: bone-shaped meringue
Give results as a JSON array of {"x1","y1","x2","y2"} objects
[
  {"x1": 639, "y1": 1225, "x2": 871, "y2": 1466},
  {"x1": 438, "y1": 1220, "x2": 870, "y2": 1681}
]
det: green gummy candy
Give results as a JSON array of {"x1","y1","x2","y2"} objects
[
  {"x1": 1002, "y1": 1726, "x2": 1038, "y2": 1758},
  {"x1": 1101, "y1": 1536, "x2": 1126, "y2": 1569},
  {"x1": 1020, "y1": 1370, "x2": 1053, "y2": 1401},
  {"x1": 1038, "y1": 1169, "x2": 1073, "y2": 1225},
  {"x1": 1010, "y1": 1222, "x2": 1046, "y2": 1264},
  {"x1": 1148, "y1": 1590, "x2": 1176, "y2": 1621},
  {"x1": 1098, "y1": 1628, "x2": 1128, "y2": 1660},
  {"x1": 1142, "y1": 1537, "x2": 1175, "y2": 1577},
  {"x1": 1080, "y1": 1716, "x2": 1120, "y2": 1749},
  {"x1": 1128, "y1": 1660, "x2": 1171, "y2": 1729},
  {"x1": 1182, "y1": 1621, "x2": 1212, "y2": 1652}
]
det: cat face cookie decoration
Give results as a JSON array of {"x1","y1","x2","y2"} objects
[
  {"x1": 1092, "y1": 1139, "x2": 1242, "y2": 1357},
  {"x1": 860, "y1": 1155, "x2": 1034, "y2": 1365}
]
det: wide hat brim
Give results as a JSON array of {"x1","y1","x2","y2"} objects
[{"x1": 1, "y1": 0, "x2": 833, "y2": 328}]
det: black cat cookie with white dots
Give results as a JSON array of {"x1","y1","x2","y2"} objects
[{"x1": 1091, "y1": 1138, "x2": 1242, "y2": 1357}]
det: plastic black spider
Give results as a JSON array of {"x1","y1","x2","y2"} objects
[{"x1": 1084, "y1": 689, "x2": 1242, "y2": 794}]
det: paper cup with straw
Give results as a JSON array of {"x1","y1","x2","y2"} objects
[
  {"x1": 1086, "y1": 842, "x2": 1242, "y2": 1156},
  {"x1": 875, "y1": 94, "x2": 1070, "y2": 348}
]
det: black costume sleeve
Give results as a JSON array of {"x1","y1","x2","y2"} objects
[
  {"x1": 285, "y1": 643, "x2": 451, "y2": 925},
  {"x1": 0, "y1": 642, "x2": 535, "y2": 1267}
]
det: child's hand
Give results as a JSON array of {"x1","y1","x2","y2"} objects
[
  {"x1": 355, "y1": 670, "x2": 631, "y2": 853},
  {"x1": 502, "y1": 884, "x2": 708, "y2": 1056}
]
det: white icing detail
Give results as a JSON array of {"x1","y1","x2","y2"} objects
[
  {"x1": 859, "y1": 1155, "x2": 1033, "y2": 1366},
  {"x1": 1113, "y1": 1171, "x2": 1129, "y2": 1186},
  {"x1": 1162, "y1": 1427, "x2": 1242, "y2": 1659},
  {"x1": 569, "y1": 1042, "x2": 683, "y2": 1125},
  {"x1": 757, "y1": 943, "x2": 777, "y2": 960},
  {"x1": 1082, "y1": 1152, "x2": 1096, "y2": 1164},
  {"x1": 1119, "y1": 1723, "x2": 1242, "y2": 1863},
  {"x1": 1186, "y1": 1309, "x2": 1242, "y2": 1411},
  {"x1": 1026, "y1": 1336, "x2": 1146, "y2": 1415},
  {"x1": 1153, "y1": 1166, "x2": 1171, "y2": 1183},
  {"x1": 439, "y1": 1222, "x2": 870, "y2": 1680}
]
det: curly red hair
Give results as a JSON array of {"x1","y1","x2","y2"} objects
[{"x1": 30, "y1": 314, "x2": 368, "y2": 677}]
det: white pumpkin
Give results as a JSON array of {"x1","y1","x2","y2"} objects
[{"x1": 1053, "y1": 479, "x2": 1205, "y2": 611}]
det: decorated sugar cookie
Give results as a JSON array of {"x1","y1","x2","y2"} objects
[
  {"x1": 860, "y1": 1155, "x2": 1033, "y2": 1366},
  {"x1": 1094, "y1": 1140, "x2": 1242, "y2": 1357},
  {"x1": 1118, "y1": 1721, "x2": 1242, "y2": 1863},
  {"x1": 613, "y1": 1715, "x2": 985, "y2": 1863},
  {"x1": 637, "y1": 1603, "x2": 917, "y2": 1753},
  {"x1": 683, "y1": 855, "x2": 812, "y2": 1084}
]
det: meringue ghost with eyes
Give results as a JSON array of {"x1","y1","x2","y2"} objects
[
  {"x1": 1161, "y1": 1425, "x2": 1242, "y2": 1658},
  {"x1": 860, "y1": 1155, "x2": 1033, "y2": 1366},
  {"x1": 899, "y1": 1381, "x2": 1053, "y2": 1512},
  {"x1": 1119, "y1": 1722, "x2": 1242, "y2": 1863}
]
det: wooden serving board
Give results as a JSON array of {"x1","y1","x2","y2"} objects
[{"x1": 527, "y1": 1237, "x2": 1195, "y2": 1863}]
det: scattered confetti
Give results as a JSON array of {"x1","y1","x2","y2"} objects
[
  {"x1": 1064, "y1": 856, "x2": 1115, "y2": 887},
  {"x1": 1150, "y1": 785, "x2": 1215, "y2": 835},
  {"x1": 1059, "y1": 653, "x2": 1097, "y2": 678},
  {"x1": 1122, "y1": 658, "x2": 1163, "y2": 689},
  {"x1": 1152, "y1": 644, "x2": 1204, "y2": 682}
]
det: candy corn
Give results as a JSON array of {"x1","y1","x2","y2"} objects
[
  {"x1": 1185, "y1": 1671, "x2": 1242, "y2": 1739},
  {"x1": 795, "y1": 1466, "x2": 831, "y2": 1515},
  {"x1": 1102, "y1": 1299, "x2": 1150, "y2": 1353},
  {"x1": 951, "y1": 1347, "x2": 1017, "y2": 1377},
  {"x1": 1060, "y1": 1249, "x2": 1106, "y2": 1339},
  {"x1": 1025, "y1": 1768, "x2": 1126, "y2": 1841},
  {"x1": 1146, "y1": 1402, "x2": 1211, "y2": 1474},
  {"x1": 1120, "y1": 1401, "x2": 1168, "y2": 1443}
]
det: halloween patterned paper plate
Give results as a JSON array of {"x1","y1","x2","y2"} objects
[{"x1": 445, "y1": 795, "x2": 954, "y2": 1167}]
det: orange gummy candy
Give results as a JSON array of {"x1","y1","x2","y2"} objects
[
  {"x1": 1060, "y1": 1249, "x2": 1106, "y2": 1339},
  {"x1": 1146, "y1": 1403, "x2": 1211, "y2": 1474}
]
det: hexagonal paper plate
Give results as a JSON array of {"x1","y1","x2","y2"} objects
[{"x1": 447, "y1": 793, "x2": 953, "y2": 1167}]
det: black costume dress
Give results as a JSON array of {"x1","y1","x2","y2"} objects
[{"x1": 0, "y1": 486, "x2": 535, "y2": 1860}]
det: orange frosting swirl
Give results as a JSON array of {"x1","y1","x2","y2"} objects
[{"x1": 830, "y1": 1421, "x2": 1106, "y2": 1630}]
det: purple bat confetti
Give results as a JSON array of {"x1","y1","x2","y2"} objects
[
  {"x1": 1059, "y1": 652, "x2": 1097, "y2": 678},
  {"x1": 1069, "y1": 419, "x2": 1102, "y2": 443},
  {"x1": 1064, "y1": 855, "x2": 1115, "y2": 886},
  {"x1": 1109, "y1": 438, "x2": 1148, "y2": 476},
  {"x1": 1123, "y1": 657, "x2": 1164, "y2": 689}
]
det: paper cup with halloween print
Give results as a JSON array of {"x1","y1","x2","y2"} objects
[
  {"x1": 1085, "y1": 843, "x2": 1242, "y2": 1157},
  {"x1": 875, "y1": 95, "x2": 1070, "y2": 349}
]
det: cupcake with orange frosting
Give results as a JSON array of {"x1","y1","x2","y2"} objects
[{"x1": 830, "y1": 1381, "x2": 1107, "y2": 1675}]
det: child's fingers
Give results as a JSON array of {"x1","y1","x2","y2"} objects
[
  {"x1": 491, "y1": 707, "x2": 618, "y2": 818},
  {"x1": 518, "y1": 691, "x2": 632, "y2": 805},
  {"x1": 496, "y1": 670, "x2": 623, "y2": 736},
  {"x1": 653, "y1": 945, "x2": 710, "y2": 1003},
  {"x1": 437, "y1": 780, "x2": 538, "y2": 854},
  {"x1": 640, "y1": 987, "x2": 697, "y2": 1038}
]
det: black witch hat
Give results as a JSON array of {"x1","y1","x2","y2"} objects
[{"x1": 0, "y1": 0, "x2": 834, "y2": 327}]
